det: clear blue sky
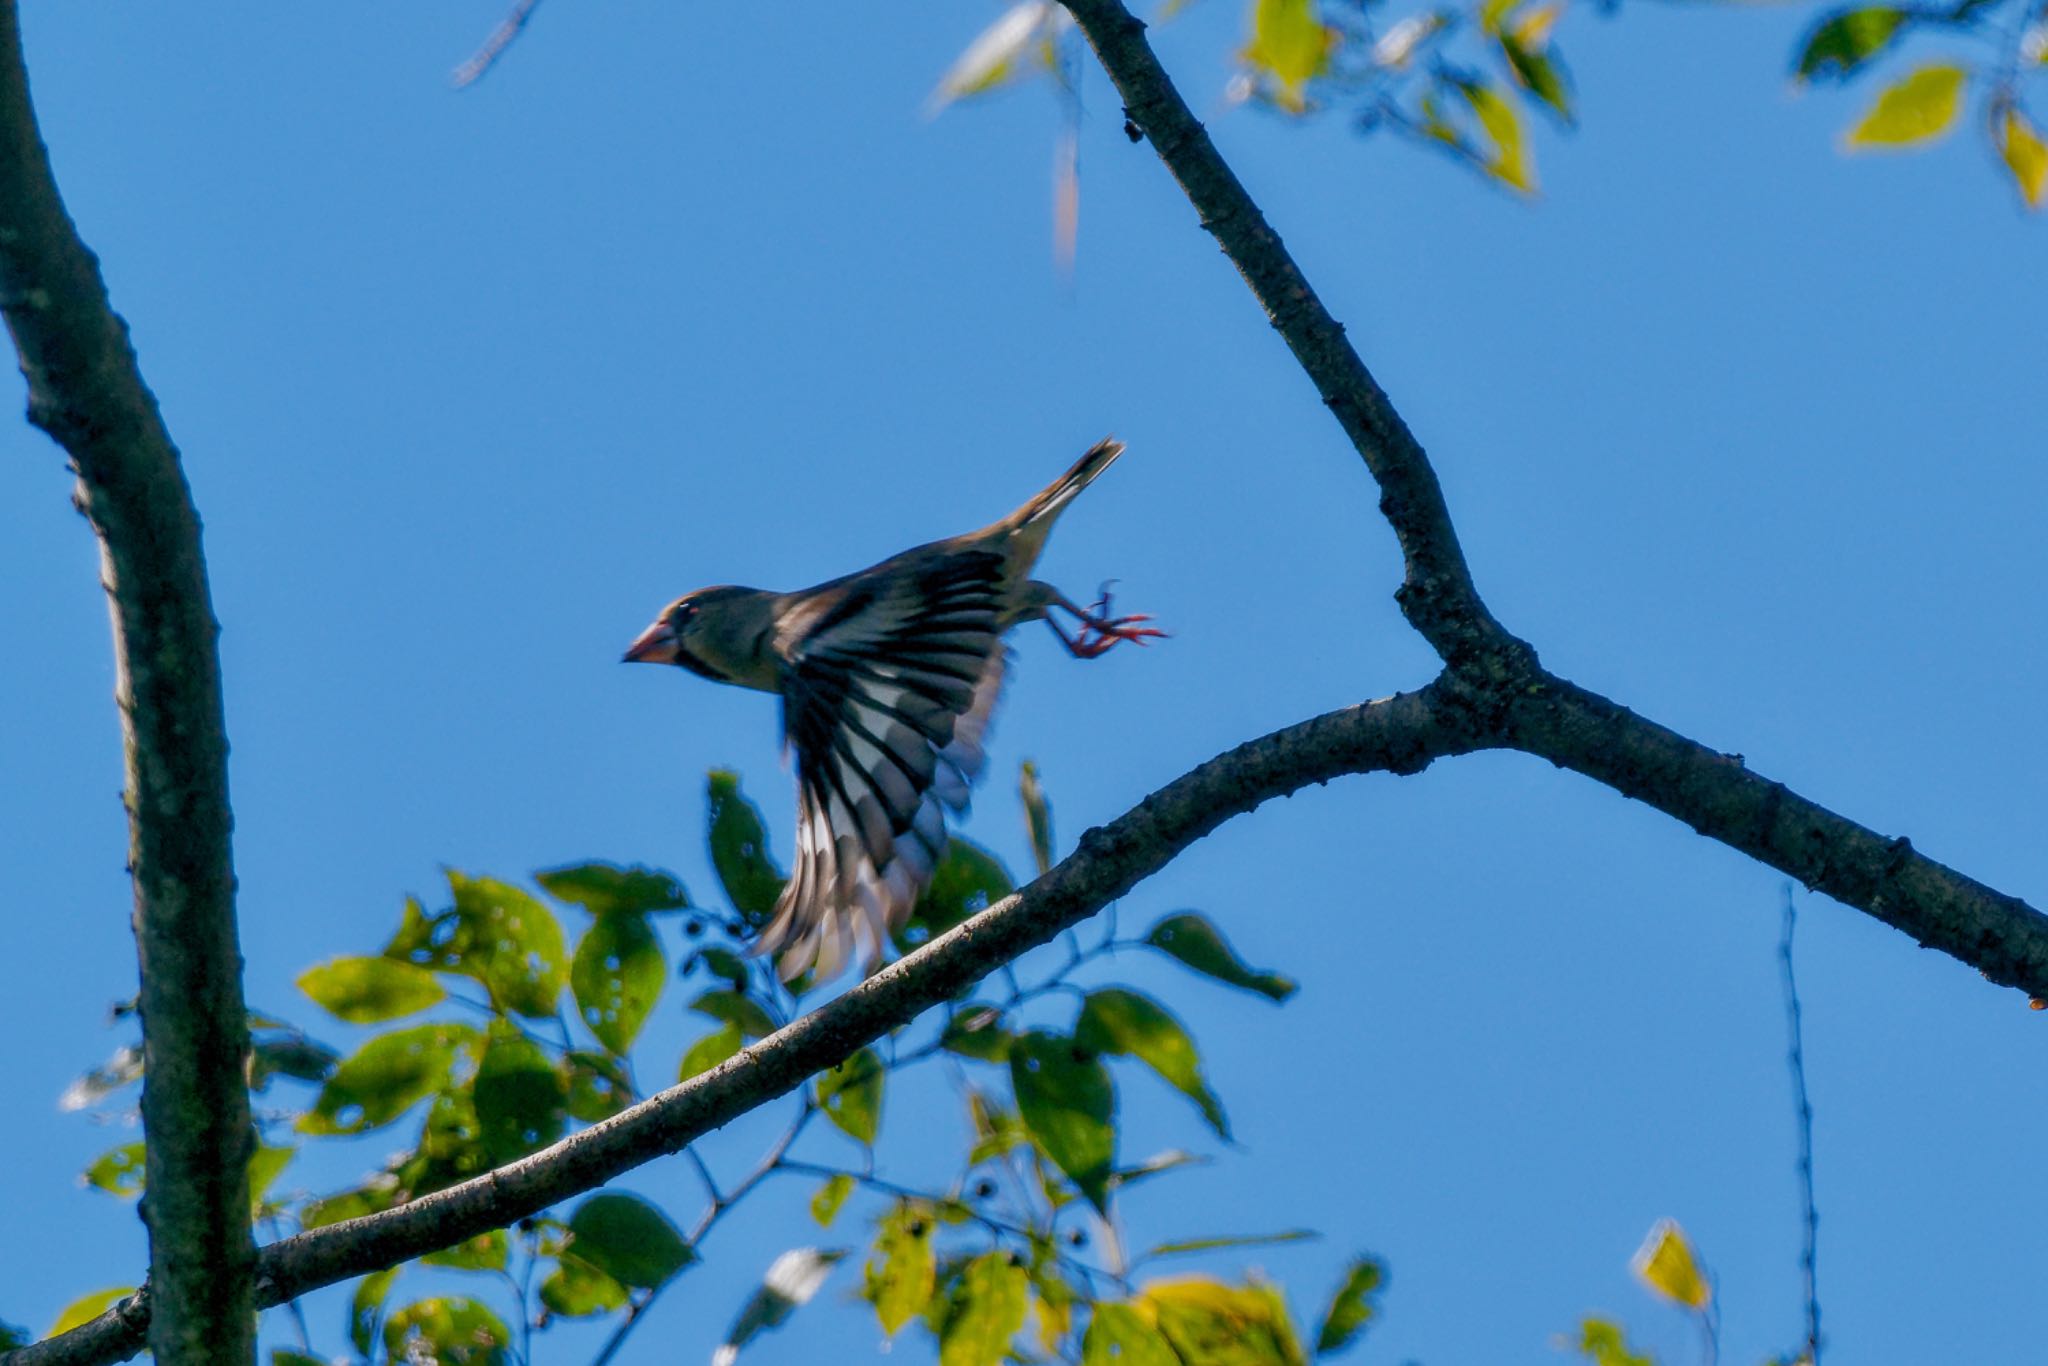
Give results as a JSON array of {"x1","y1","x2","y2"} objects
[{"x1": 2, "y1": 2, "x2": 2043, "y2": 1363}]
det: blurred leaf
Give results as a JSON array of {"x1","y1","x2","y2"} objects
[
  {"x1": 904, "y1": 838, "x2": 1015, "y2": 948},
  {"x1": 1630, "y1": 1218, "x2": 1710, "y2": 1309},
  {"x1": 1500, "y1": 29, "x2": 1575, "y2": 124},
  {"x1": 1020, "y1": 760, "x2": 1055, "y2": 876},
  {"x1": 1010, "y1": 1031, "x2": 1116, "y2": 1212},
  {"x1": 539, "y1": 1256, "x2": 628, "y2": 1318},
  {"x1": 680, "y1": 1021, "x2": 746, "y2": 1083},
  {"x1": 2000, "y1": 106, "x2": 2047, "y2": 207},
  {"x1": 1572, "y1": 1317, "x2": 1655, "y2": 1366},
  {"x1": 1794, "y1": 6, "x2": 1908, "y2": 80},
  {"x1": 1112, "y1": 1149, "x2": 1209, "y2": 1192},
  {"x1": 1077, "y1": 988, "x2": 1230, "y2": 1140},
  {"x1": 0, "y1": 1323, "x2": 32, "y2": 1352},
  {"x1": 249, "y1": 1032, "x2": 340, "y2": 1089},
  {"x1": 298, "y1": 1023, "x2": 476, "y2": 1136},
  {"x1": 1143, "y1": 913, "x2": 1296, "y2": 1002},
  {"x1": 866, "y1": 1204, "x2": 938, "y2": 1336},
  {"x1": 46, "y1": 1287, "x2": 133, "y2": 1338},
  {"x1": 59, "y1": 1044, "x2": 142, "y2": 1111},
  {"x1": 943, "y1": 1007, "x2": 1014, "y2": 1063},
  {"x1": 931, "y1": 0, "x2": 1061, "y2": 109},
  {"x1": 1373, "y1": 11, "x2": 1446, "y2": 69},
  {"x1": 272, "y1": 1352, "x2": 327, "y2": 1366},
  {"x1": 708, "y1": 771, "x2": 786, "y2": 926},
  {"x1": 1244, "y1": 0, "x2": 1334, "y2": 111},
  {"x1": 696, "y1": 945, "x2": 752, "y2": 988},
  {"x1": 563, "y1": 1049, "x2": 634, "y2": 1122},
  {"x1": 817, "y1": 1048, "x2": 885, "y2": 1144},
  {"x1": 941, "y1": 1251, "x2": 1030, "y2": 1366},
  {"x1": 473, "y1": 1025, "x2": 567, "y2": 1165},
  {"x1": 967, "y1": 1090, "x2": 1028, "y2": 1165},
  {"x1": 1145, "y1": 1230, "x2": 1318, "y2": 1259},
  {"x1": 1314, "y1": 1256, "x2": 1386, "y2": 1356},
  {"x1": 811, "y1": 1173, "x2": 856, "y2": 1227},
  {"x1": 400, "y1": 1089, "x2": 490, "y2": 1197},
  {"x1": 81, "y1": 1142, "x2": 146, "y2": 1198},
  {"x1": 691, "y1": 988, "x2": 777, "y2": 1040},
  {"x1": 450, "y1": 872, "x2": 571, "y2": 1018},
  {"x1": 304, "y1": 1179, "x2": 401, "y2": 1232},
  {"x1": 1844, "y1": 63, "x2": 1965, "y2": 148},
  {"x1": 297, "y1": 956, "x2": 445, "y2": 1024},
  {"x1": 248, "y1": 1143, "x2": 296, "y2": 1211},
  {"x1": 1083, "y1": 1302, "x2": 1179, "y2": 1366},
  {"x1": 350, "y1": 1267, "x2": 399, "y2": 1356},
  {"x1": 1452, "y1": 75, "x2": 1536, "y2": 190},
  {"x1": 423, "y1": 1230, "x2": 509, "y2": 1273},
  {"x1": 537, "y1": 861, "x2": 688, "y2": 916},
  {"x1": 572, "y1": 910, "x2": 666, "y2": 1054},
  {"x1": 1141, "y1": 1276, "x2": 1307, "y2": 1366},
  {"x1": 714, "y1": 1247, "x2": 848, "y2": 1365},
  {"x1": 1030, "y1": 1260, "x2": 1077, "y2": 1354},
  {"x1": 381, "y1": 1296, "x2": 510, "y2": 1364},
  {"x1": 568, "y1": 1192, "x2": 697, "y2": 1289}
]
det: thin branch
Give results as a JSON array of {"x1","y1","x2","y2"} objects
[
  {"x1": 1780, "y1": 887, "x2": 1822, "y2": 1366},
  {"x1": 452, "y1": 0, "x2": 546, "y2": 89},
  {"x1": 0, "y1": 4, "x2": 253, "y2": 1364}
]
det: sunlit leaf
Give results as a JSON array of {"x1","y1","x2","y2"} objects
[
  {"x1": 811, "y1": 1173, "x2": 856, "y2": 1227},
  {"x1": 563, "y1": 1048, "x2": 634, "y2": 1122},
  {"x1": 81, "y1": 1142, "x2": 146, "y2": 1198},
  {"x1": 381, "y1": 1296, "x2": 510, "y2": 1364},
  {"x1": 1571, "y1": 1316, "x2": 1655, "y2": 1366},
  {"x1": 968, "y1": 1090, "x2": 1028, "y2": 1165},
  {"x1": 1794, "y1": 6, "x2": 1908, "y2": 80},
  {"x1": 680, "y1": 1021, "x2": 745, "y2": 1083},
  {"x1": 1143, "y1": 913, "x2": 1296, "y2": 1001},
  {"x1": 1314, "y1": 1256, "x2": 1386, "y2": 1356},
  {"x1": 866, "y1": 1203, "x2": 938, "y2": 1335},
  {"x1": 423, "y1": 1230, "x2": 509, "y2": 1273},
  {"x1": 1243, "y1": 0, "x2": 1335, "y2": 112},
  {"x1": 46, "y1": 1287, "x2": 133, "y2": 1338},
  {"x1": 1844, "y1": 63, "x2": 1965, "y2": 148},
  {"x1": 1020, "y1": 761, "x2": 1055, "y2": 876},
  {"x1": 940, "y1": 1251, "x2": 1029, "y2": 1366},
  {"x1": 817, "y1": 1048, "x2": 884, "y2": 1145},
  {"x1": 1112, "y1": 1148, "x2": 1209, "y2": 1192},
  {"x1": 1630, "y1": 1218, "x2": 1711, "y2": 1309},
  {"x1": 1077, "y1": 988, "x2": 1230, "y2": 1140},
  {"x1": 1083, "y1": 1302, "x2": 1179, "y2": 1366},
  {"x1": 1453, "y1": 75, "x2": 1537, "y2": 191},
  {"x1": 539, "y1": 1256, "x2": 628, "y2": 1318},
  {"x1": 1145, "y1": 1230, "x2": 1318, "y2": 1259},
  {"x1": 1372, "y1": 12, "x2": 1446, "y2": 69},
  {"x1": 568, "y1": 1192, "x2": 697, "y2": 1289},
  {"x1": 473, "y1": 1024, "x2": 567, "y2": 1165},
  {"x1": 296, "y1": 956, "x2": 445, "y2": 1024},
  {"x1": 904, "y1": 838, "x2": 1015, "y2": 948},
  {"x1": 537, "y1": 861, "x2": 688, "y2": 916},
  {"x1": 58, "y1": 1044, "x2": 142, "y2": 1111},
  {"x1": 1030, "y1": 1262, "x2": 1077, "y2": 1354},
  {"x1": 1141, "y1": 1276, "x2": 1307, "y2": 1366},
  {"x1": 708, "y1": 771, "x2": 786, "y2": 926},
  {"x1": 400, "y1": 1088, "x2": 491, "y2": 1198},
  {"x1": 931, "y1": 1, "x2": 1062, "y2": 110},
  {"x1": 350, "y1": 1267, "x2": 399, "y2": 1356},
  {"x1": 714, "y1": 1247, "x2": 847, "y2": 1365},
  {"x1": 298, "y1": 1023, "x2": 476, "y2": 1136},
  {"x1": 2000, "y1": 106, "x2": 2047, "y2": 207},
  {"x1": 1010, "y1": 1031, "x2": 1116, "y2": 1212},
  {"x1": 571, "y1": 910, "x2": 665, "y2": 1054},
  {"x1": 691, "y1": 988, "x2": 776, "y2": 1040}
]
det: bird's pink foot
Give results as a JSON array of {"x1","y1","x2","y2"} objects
[{"x1": 1049, "y1": 582, "x2": 1167, "y2": 659}]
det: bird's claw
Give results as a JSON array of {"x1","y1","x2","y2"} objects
[{"x1": 1062, "y1": 584, "x2": 1168, "y2": 659}]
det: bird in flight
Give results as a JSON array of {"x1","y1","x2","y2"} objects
[{"x1": 624, "y1": 438, "x2": 1160, "y2": 983}]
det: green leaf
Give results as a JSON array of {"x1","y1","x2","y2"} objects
[
  {"x1": 679, "y1": 1021, "x2": 745, "y2": 1083},
  {"x1": 1844, "y1": 63, "x2": 1966, "y2": 148},
  {"x1": 567, "y1": 1192, "x2": 697, "y2": 1289},
  {"x1": 248, "y1": 1143, "x2": 296, "y2": 1211},
  {"x1": 0, "y1": 1321, "x2": 27, "y2": 1351},
  {"x1": 717, "y1": 1247, "x2": 848, "y2": 1362},
  {"x1": 271, "y1": 1351, "x2": 328, "y2": 1366},
  {"x1": 349, "y1": 1267, "x2": 399, "y2": 1356},
  {"x1": 538, "y1": 1256, "x2": 628, "y2": 1318},
  {"x1": 2001, "y1": 105, "x2": 2048, "y2": 207},
  {"x1": 1452, "y1": 75, "x2": 1536, "y2": 191},
  {"x1": 46, "y1": 1288, "x2": 134, "y2": 1338},
  {"x1": 904, "y1": 838, "x2": 1015, "y2": 948},
  {"x1": 691, "y1": 988, "x2": 777, "y2": 1040},
  {"x1": 1077, "y1": 988, "x2": 1230, "y2": 1140},
  {"x1": 940, "y1": 1251, "x2": 1030, "y2": 1366},
  {"x1": 943, "y1": 1007, "x2": 1014, "y2": 1063},
  {"x1": 817, "y1": 1048, "x2": 885, "y2": 1144},
  {"x1": 1244, "y1": 0, "x2": 1334, "y2": 111},
  {"x1": 304, "y1": 1179, "x2": 401, "y2": 1232},
  {"x1": 452, "y1": 872, "x2": 571, "y2": 1017},
  {"x1": 563, "y1": 1048, "x2": 634, "y2": 1122},
  {"x1": 537, "y1": 861, "x2": 689, "y2": 916},
  {"x1": 1572, "y1": 1317, "x2": 1655, "y2": 1366},
  {"x1": 1083, "y1": 1303, "x2": 1180, "y2": 1366},
  {"x1": 865, "y1": 1204, "x2": 938, "y2": 1336},
  {"x1": 571, "y1": 910, "x2": 666, "y2": 1054},
  {"x1": 695, "y1": 944, "x2": 752, "y2": 988},
  {"x1": 1314, "y1": 1257, "x2": 1386, "y2": 1355},
  {"x1": 1020, "y1": 761, "x2": 1055, "y2": 876},
  {"x1": 423, "y1": 1230, "x2": 509, "y2": 1273},
  {"x1": 298, "y1": 1023, "x2": 476, "y2": 1136},
  {"x1": 708, "y1": 770, "x2": 787, "y2": 926},
  {"x1": 81, "y1": 1142, "x2": 146, "y2": 1198},
  {"x1": 472, "y1": 1025, "x2": 567, "y2": 1165},
  {"x1": 1143, "y1": 914, "x2": 1296, "y2": 1002},
  {"x1": 1112, "y1": 1149, "x2": 1209, "y2": 1192},
  {"x1": 1141, "y1": 1276, "x2": 1307, "y2": 1366},
  {"x1": 1145, "y1": 1230, "x2": 1318, "y2": 1259},
  {"x1": 1794, "y1": 6, "x2": 1908, "y2": 81},
  {"x1": 967, "y1": 1090, "x2": 1028, "y2": 1165},
  {"x1": 296, "y1": 956, "x2": 446, "y2": 1024},
  {"x1": 1499, "y1": 29, "x2": 1574, "y2": 124},
  {"x1": 811, "y1": 1173, "x2": 856, "y2": 1226},
  {"x1": 1010, "y1": 1031, "x2": 1116, "y2": 1212},
  {"x1": 400, "y1": 1089, "x2": 491, "y2": 1197},
  {"x1": 381, "y1": 1296, "x2": 510, "y2": 1364},
  {"x1": 249, "y1": 1032, "x2": 340, "y2": 1089}
]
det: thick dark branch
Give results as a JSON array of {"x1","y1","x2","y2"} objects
[
  {"x1": 0, "y1": 5, "x2": 253, "y2": 1364},
  {"x1": 7, "y1": 687, "x2": 1484, "y2": 1366},
  {"x1": 1060, "y1": 0, "x2": 1523, "y2": 676}
]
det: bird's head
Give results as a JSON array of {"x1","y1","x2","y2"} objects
[{"x1": 623, "y1": 585, "x2": 770, "y2": 685}]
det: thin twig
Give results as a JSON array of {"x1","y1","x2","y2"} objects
[
  {"x1": 1780, "y1": 886, "x2": 1822, "y2": 1365},
  {"x1": 452, "y1": 0, "x2": 546, "y2": 89}
]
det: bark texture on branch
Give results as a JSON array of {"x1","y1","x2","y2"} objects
[{"x1": 0, "y1": 4, "x2": 254, "y2": 1363}]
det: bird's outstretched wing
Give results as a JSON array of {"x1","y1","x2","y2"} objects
[{"x1": 761, "y1": 548, "x2": 1009, "y2": 981}]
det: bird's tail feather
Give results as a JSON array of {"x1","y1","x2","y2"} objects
[{"x1": 1009, "y1": 437, "x2": 1124, "y2": 530}]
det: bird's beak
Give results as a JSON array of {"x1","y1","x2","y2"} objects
[{"x1": 622, "y1": 618, "x2": 679, "y2": 665}]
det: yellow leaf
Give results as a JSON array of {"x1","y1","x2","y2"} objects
[
  {"x1": 1843, "y1": 62, "x2": 1966, "y2": 149},
  {"x1": 1140, "y1": 1276, "x2": 1308, "y2": 1366},
  {"x1": 1455, "y1": 78, "x2": 1536, "y2": 192},
  {"x1": 1513, "y1": 1, "x2": 1563, "y2": 48},
  {"x1": 2000, "y1": 107, "x2": 2047, "y2": 208},
  {"x1": 1629, "y1": 1218, "x2": 1711, "y2": 1310},
  {"x1": 1243, "y1": 0, "x2": 1335, "y2": 112},
  {"x1": 47, "y1": 1288, "x2": 135, "y2": 1339}
]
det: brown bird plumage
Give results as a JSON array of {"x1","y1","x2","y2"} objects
[{"x1": 624, "y1": 438, "x2": 1160, "y2": 983}]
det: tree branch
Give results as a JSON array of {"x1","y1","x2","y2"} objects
[
  {"x1": 7, "y1": 686, "x2": 1483, "y2": 1366},
  {"x1": 0, "y1": 5, "x2": 253, "y2": 1364}
]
